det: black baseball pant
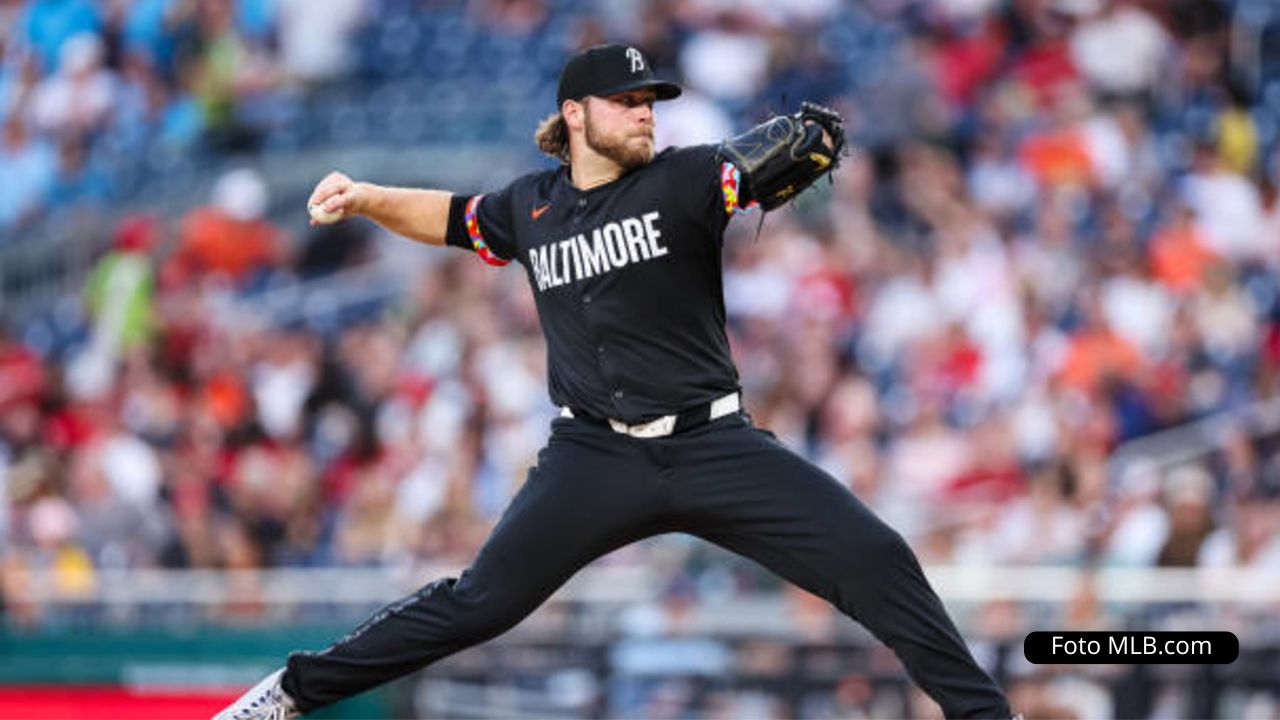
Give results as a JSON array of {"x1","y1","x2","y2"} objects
[{"x1": 283, "y1": 412, "x2": 1011, "y2": 718}]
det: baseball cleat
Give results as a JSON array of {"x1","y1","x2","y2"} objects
[{"x1": 212, "y1": 667, "x2": 299, "y2": 720}]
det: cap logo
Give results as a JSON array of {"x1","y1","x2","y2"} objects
[{"x1": 626, "y1": 47, "x2": 645, "y2": 74}]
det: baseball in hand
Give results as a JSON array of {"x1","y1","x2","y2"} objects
[{"x1": 309, "y1": 203, "x2": 344, "y2": 224}]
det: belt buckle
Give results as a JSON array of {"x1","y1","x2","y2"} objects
[{"x1": 610, "y1": 414, "x2": 676, "y2": 438}]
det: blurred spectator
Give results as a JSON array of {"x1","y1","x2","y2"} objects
[
  {"x1": 1199, "y1": 499, "x2": 1280, "y2": 568},
  {"x1": 251, "y1": 328, "x2": 317, "y2": 442},
  {"x1": 170, "y1": 167, "x2": 284, "y2": 286},
  {"x1": 189, "y1": 0, "x2": 278, "y2": 152},
  {"x1": 276, "y1": 0, "x2": 365, "y2": 85},
  {"x1": 18, "y1": 0, "x2": 102, "y2": 74},
  {"x1": 0, "y1": 114, "x2": 56, "y2": 231},
  {"x1": 20, "y1": 494, "x2": 96, "y2": 598},
  {"x1": 45, "y1": 136, "x2": 109, "y2": 209},
  {"x1": 0, "y1": 27, "x2": 35, "y2": 124},
  {"x1": 679, "y1": 11, "x2": 772, "y2": 107},
  {"x1": 109, "y1": 50, "x2": 202, "y2": 153},
  {"x1": 1215, "y1": 89, "x2": 1259, "y2": 177},
  {"x1": 294, "y1": 218, "x2": 373, "y2": 278},
  {"x1": 1068, "y1": 0, "x2": 1169, "y2": 98},
  {"x1": 1156, "y1": 465, "x2": 1215, "y2": 567},
  {"x1": 967, "y1": 129, "x2": 1036, "y2": 221},
  {"x1": 28, "y1": 31, "x2": 115, "y2": 140},
  {"x1": 1192, "y1": 264, "x2": 1259, "y2": 364},
  {"x1": 67, "y1": 215, "x2": 158, "y2": 401},
  {"x1": 120, "y1": 0, "x2": 179, "y2": 69},
  {"x1": 64, "y1": 408, "x2": 167, "y2": 567},
  {"x1": 1147, "y1": 204, "x2": 1219, "y2": 295},
  {"x1": 1183, "y1": 143, "x2": 1267, "y2": 261},
  {"x1": 0, "y1": 329, "x2": 45, "y2": 418},
  {"x1": 654, "y1": 88, "x2": 734, "y2": 150},
  {"x1": 1055, "y1": 290, "x2": 1145, "y2": 397},
  {"x1": 1099, "y1": 234, "x2": 1174, "y2": 358},
  {"x1": 1101, "y1": 460, "x2": 1169, "y2": 566},
  {"x1": 986, "y1": 461, "x2": 1086, "y2": 564}
]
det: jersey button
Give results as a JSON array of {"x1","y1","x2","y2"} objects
[
  {"x1": 613, "y1": 389, "x2": 624, "y2": 399},
  {"x1": 583, "y1": 295, "x2": 591, "y2": 304},
  {"x1": 578, "y1": 198, "x2": 587, "y2": 207},
  {"x1": 597, "y1": 346, "x2": 604, "y2": 354}
]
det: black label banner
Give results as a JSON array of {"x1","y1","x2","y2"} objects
[{"x1": 1024, "y1": 631, "x2": 1238, "y2": 664}]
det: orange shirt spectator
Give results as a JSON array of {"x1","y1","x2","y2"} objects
[
  {"x1": 1149, "y1": 210, "x2": 1219, "y2": 294},
  {"x1": 177, "y1": 206, "x2": 281, "y2": 281},
  {"x1": 1020, "y1": 128, "x2": 1094, "y2": 187},
  {"x1": 173, "y1": 168, "x2": 282, "y2": 284},
  {"x1": 1058, "y1": 327, "x2": 1145, "y2": 395},
  {"x1": 200, "y1": 371, "x2": 251, "y2": 429}
]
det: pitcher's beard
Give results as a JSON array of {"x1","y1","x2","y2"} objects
[{"x1": 585, "y1": 117, "x2": 654, "y2": 170}]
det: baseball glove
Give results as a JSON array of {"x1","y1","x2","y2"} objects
[{"x1": 719, "y1": 102, "x2": 846, "y2": 211}]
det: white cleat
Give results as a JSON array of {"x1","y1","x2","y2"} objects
[{"x1": 213, "y1": 667, "x2": 300, "y2": 720}]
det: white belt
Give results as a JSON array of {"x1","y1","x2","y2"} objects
[{"x1": 559, "y1": 392, "x2": 741, "y2": 439}]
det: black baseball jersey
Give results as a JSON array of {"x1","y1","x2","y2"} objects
[{"x1": 444, "y1": 145, "x2": 755, "y2": 424}]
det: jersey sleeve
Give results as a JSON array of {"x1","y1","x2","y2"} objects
[
  {"x1": 667, "y1": 144, "x2": 758, "y2": 234},
  {"x1": 444, "y1": 181, "x2": 520, "y2": 266}
]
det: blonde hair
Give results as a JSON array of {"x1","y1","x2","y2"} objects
[{"x1": 535, "y1": 112, "x2": 570, "y2": 164}]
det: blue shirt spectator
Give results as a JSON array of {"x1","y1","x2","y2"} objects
[
  {"x1": 0, "y1": 116, "x2": 57, "y2": 233},
  {"x1": 124, "y1": 0, "x2": 178, "y2": 67},
  {"x1": 236, "y1": 0, "x2": 278, "y2": 43},
  {"x1": 46, "y1": 139, "x2": 110, "y2": 210},
  {"x1": 19, "y1": 0, "x2": 101, "y2": 73}
]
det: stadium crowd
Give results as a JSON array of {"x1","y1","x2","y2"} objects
[
  {"x1": 0, "y1": 0, "x2": 366, "y2": 231},
  {"x1": 2, "y1": 0, "x2": 1280, "y2": 716}
]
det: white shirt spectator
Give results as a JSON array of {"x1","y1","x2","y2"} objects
[
  {"x1": 277, "y1": 0, "x2": 365, "y2": 84},
  {"x1": 882, "y1": 420, "x2": 971, "y2": 500},
  {"x1": 1199, "y1": 527, "x2": 1280, "y2": 568},
  {"x1": 1104, "y1": 501, "x2": 1169, "y2": 566},
  {"x1": 1192, "y1": 283, "x2": 1258, "y2": 359},
  {"x1": 933, "y1": 224, "x2": 1027, "y2": 398},
  {"x1": 253, "y1": 356, "x2": 315, "y2": 440},
  {"x1": 1184, "y1": 168, "x2": 1267, "y2": 261},
  {"x1": 396, "y1": 454, "x2": 449, "y2": 523},
  {"x1": 862, "y1": 273, "x2": 943, "y2": 363},
  {"x1": 680, "y1": 29, "x2": 771, "y2": 104},
  {"x1": 1010, "y1": 389, "x2": 1059, "y2": 463},
  {"x1": 1069, "y1": 4, "x2": 1169, "y2": 95},
  {"x1": 724, "y1": 249, "x2": 794, "y2": 322},
  {"x1": 100, "y1": 431, "x2": 161, "y2": 508},
  {"x1": 417, "y1": 378, "x2": 472, "y2": 455},
  {"x1": 968, "y1": 148, "x2": 1036, "y2": 218},
  {"x1": 1082, "y1": 111, "x2": 1132, "y2": 190},
  {"x1": 1101, "y1": 273, "x2": 1174, "y2": 357},
  {"x1": 29, "y1": 32, "x2": 115, "y2": 137},
  {"x1": 654, "y1": 88, "x2": 733, "y2": 150},
  {"x1": 988, "y1": 488, "x2": 1087, "y2": 564}
]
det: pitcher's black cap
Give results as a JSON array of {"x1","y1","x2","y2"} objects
[{"x1": 557, "y1": 44, "x2": 682, "y2": 106}]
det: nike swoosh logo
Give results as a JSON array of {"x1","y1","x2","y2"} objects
[{"x1": 531, "y1": 203, "x2": 551, "y2": 220}]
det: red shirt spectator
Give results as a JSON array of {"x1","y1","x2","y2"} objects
[{"x1": 0, "y1": 332, "x2": 45, "y2": 410}]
